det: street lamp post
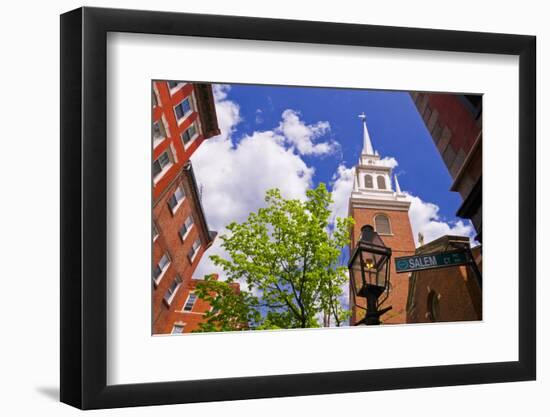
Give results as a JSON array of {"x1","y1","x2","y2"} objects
[{"x1": 348, "y1": 225, "x2": 393, "y2": 325}]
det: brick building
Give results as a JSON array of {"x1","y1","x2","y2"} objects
[
  {"x1": 349, "y1": 114, "x2": 416, "y2": 325},
  {"x1": 406, "y1": 235, "x2": 482, "y2": 323},
  {"x1": 152, "y1": 80, "x2": 221, "y2": 334},
  {"x1": 410, "y1": 92, "x2": 482, "y2": 242}
]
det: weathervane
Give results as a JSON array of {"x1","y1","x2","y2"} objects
[{"x1": 358, "y1": 112, "x2": 366, "y2": 121}]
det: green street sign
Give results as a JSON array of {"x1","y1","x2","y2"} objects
[{"x1": 394, "y1": 250, "x2": 470, "y2": 273}]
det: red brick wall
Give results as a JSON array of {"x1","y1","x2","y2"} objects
[
  {"x1": 151, "y1": 81, "x2": 219, "y2": 334},
  {"x1": 152, "y1": 170, "x2": 214, "y2": 334},
  {"x1": 410, "y1": 92, "x2": 481, "y2": 180},
  {"x1": 153, "y1": 279, "x2": 215, "y2": 334},
  {"x1": 406, "y1": 264, "x2": 482, "y2": 324},
  {"x1": 152, "y1": 82, "x2": 207, "y2": 202},
  {"x1": 350, "y1": 207, "x2": 416, "y2": 324}
]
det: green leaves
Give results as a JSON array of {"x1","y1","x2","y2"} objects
[
  {"x1": 193, "y1": 274, "x2": 260, "y2": 332},
  {"x1": 194, "y1": 183, "x2": 354, "y2": 331}
]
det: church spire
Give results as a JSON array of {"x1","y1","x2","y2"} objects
[
  {"x1": 358, "y1": 112, "x2": 375, "y2": 155},
  {"x1": 394, "y1": 174, "x2": 402, "y2": 194}
]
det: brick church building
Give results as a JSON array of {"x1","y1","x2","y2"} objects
[
  {"x1": 349, "y1": 114, "x2": 416, "y2": 324},
  {"x1": 348, "y1": 111, "x2": 482, "y2": 326}
]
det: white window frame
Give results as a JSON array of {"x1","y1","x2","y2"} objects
[
  {"x1": 364, "y1": 174, "x2": 374, "y2": 188},
  {"x1": 153, "y1": 149, "x2": 174, "y2": 184},
  {"x1": 376, "y1": 175, "x2": 387, "y2": 190},
  {"x1": 179, "y1": 216, "x2": 194, "y2": 242},
  {"x1": 188, "y1": 238, "x2": 202, "y2": 262},
  {"x1": 173, "y1": 94, "x2": 194, "y2": 125},
  {"x1": 183, "y1": 293, "x2": 197, "y2": 312},
  {"x1": 171, "y1": 323, "x2": 185, "y2": 334},
  {"x1": 168, "y1": 81, "x2": 185, "y2": 95},
  {"x1": 374, "y1": 213, "x2": 392, "y2": 235},
  {"x1": 153, "y1": 115, "x2": 168, "y2": 148},
  {"x1": 153, "y1": 253, "x2": 171, "y2": 285},
  {"x1": 152, "y1": 83, "x2": 161, "y2": 108},
  {"x1": 181, "y1": 121, "x2": 199, "y2": 149},
  {"x1": 163, "y1": 275, "x2": 183, "y2": 306},
  {"x1": 168, "y1": 185, "x2": 186, "y2": 215}
]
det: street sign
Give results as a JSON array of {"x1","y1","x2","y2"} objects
[{"x1": 394, "y1": 250, "x2": 470, "y2": 273}]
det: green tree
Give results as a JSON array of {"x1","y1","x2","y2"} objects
[
  {"x1": 193, "y1": 274, "x2": 261, "y2": 332},
  {"x1": 195, "y1": 183, "x2": 354, "y2": 331}
]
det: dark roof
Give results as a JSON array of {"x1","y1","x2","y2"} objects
[
  {"x1": 183, "y1": 161, "x2": 216, "y2": 248},
  {"x1": 415, "y1": 235, "x2": 470, "y2": 255},
  {"x1": 194, "y1": 83, "x2": 221, "y2": 139}
]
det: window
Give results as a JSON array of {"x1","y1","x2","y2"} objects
[
  {"x1": 172, "y1": 324, "x2": 185, "y2": 334},
  {"x1": 168, "y1": 185, "x2": 186, "y2": 213},
  {"x1": 188, "y1": 238, "x2": 201, "y2": 261},
  {"x1": 153, "y1": 119, "x2": 167, "y2": 143},
  {"x1": 364, "y1": 174, "x2": 373, "y2": 188},
  {"x1": 179, "y1": 216, "x2": 194, "y2": 240},
  {"x1": 168, "y1": 81, "x2": 184, "y2": 90},
  {"x1": 174, "y1": 97, "x2": 192, "y2": 121},
  {"x1": 153, "y1": 253, "x2": 171, "y2": 283},
  {"x1": 163, "y1": 275, "x2": 183, "y2": 305},
  {"x1": 153, "y1": 150, "x2": 172, "y2": 179},
  {"x1": 374, "y1": 214, "x2": 391, "y2": 235},
  {"x1": 181, "y1": 123, "x2": 198, "y2": 146},
  {"x1": 377, "y1": 175, "x2": 386, "y2": 189},
  {"x1": 152, "y1": 90, "x2": 158, "y2": 107},
  {"x1": 183, "y1": 293, "x2": 197, "y2": 312},
  {"x1": 152, "y1": 222, "x2": 159, "y2": 241}
]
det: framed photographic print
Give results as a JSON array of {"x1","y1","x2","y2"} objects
[{"x1": 60, "y1": 6, "x2": 536, "y2": 409}]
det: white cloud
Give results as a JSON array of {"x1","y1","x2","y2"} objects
[
  {"x1": 211, "y1": 84, "x2": 240, "y2": 142},
  {"x1": 255, "y1": 108, "x2": 264, "y2": 124},
  {"x1": 192, "y1": 130, "x2": 315, "y2": 280},
  {"x1": 379, "y1": 156, "x2": 399, "y2": 169},
  {"x1": 191, "y1": 91, "x2": 323, "y2": 280},
  {"x1": 328, "y1": 159, "x2": 475, "y2": 248},
  {"x1": 329, "y1": 164, "x2": 355, "y2": 227},
  {"x1": 277, "y1": 109, "x2": 336, "y2": 156},
  {"x1": 405, "y1": 192, "x2": 476, "y2": 246}
]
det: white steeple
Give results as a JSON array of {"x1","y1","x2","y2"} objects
[
  {"x1": 349, "y1": 113, "x2": 410, "y2": 211},
  {"x1": 394, "y1": 175, "x2": 402, "y2": 194},
  {"x1": 358, "y1": 112, "x2": 375, "y2": 155}
]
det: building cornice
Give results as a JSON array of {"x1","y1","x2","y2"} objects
[
  {"x1": 356, "y1": 163, "x2": 391, "y2": 173},
  {"x1": 355, "y1": 188, "x2": 395, "y2": 195},
  {"x1": 184, "y1": 161, "x2": 216, "y2": 248},
  {"x1": 194, "y1": 83, "x2": 220, "y2": 139},
  {"x1": 350, "y1": 196, "x2": 411, "y2": 212}
]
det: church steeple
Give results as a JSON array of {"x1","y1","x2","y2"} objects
[
  {"x1": 348, "y1": 113, "x2": 415, "y2": 326},
  {"x1": 350, "y1": 113, "x2": 410, "y2": 203},
  {"x1": 358, "y1": 112, "x2": 375, "y2": 155}
]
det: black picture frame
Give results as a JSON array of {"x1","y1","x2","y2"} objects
[{"x1": 60, "y1": 6, "x2": 536, "y2": 410}]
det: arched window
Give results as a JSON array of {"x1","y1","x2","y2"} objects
[
  {"x1": 427, "y1": 290, "x2": 441, "y2": 322},
  {"x1": 374, "y1": 214, "x2": 391, "y2": 235},
  {"x1": 377, "y1": 175, "x2": 386, "y2": 189},
  {"x1": 364, "y1": 174, "x2": 373, "y2": 188}
]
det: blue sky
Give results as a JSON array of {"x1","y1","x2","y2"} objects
[
  {"x1": 219, "y1": 83, "x2": 461, "y2": 222},
  {"x1": 190, "y1": 83, "x2": 475, "y2": 281}
]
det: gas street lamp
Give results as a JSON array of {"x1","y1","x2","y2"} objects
[{"x1": 348, "y1": 225, "x2": 393, "y2": 325}]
